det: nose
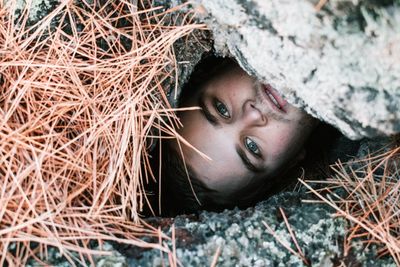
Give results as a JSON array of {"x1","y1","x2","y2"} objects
[{"x1": 241, "y1": 100, "x2": 267, "y2": 127}]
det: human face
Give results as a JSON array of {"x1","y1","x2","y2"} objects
[{"x1": 175, "y1": 66, "x2": 316, "y2": 198}]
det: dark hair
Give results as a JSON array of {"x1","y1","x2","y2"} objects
[
  {"x1": 178, "y1": 55, "x2": 239, "y2": 105},
  {"x1": 160, "y1": 139, "x2": 278, "y2": 215},
  {"x1": 160, "y1": 141, "x2": 217, "y2": 214},
  {"x1": 158, "y1": 55, "x2": 283, "y2": 215}
]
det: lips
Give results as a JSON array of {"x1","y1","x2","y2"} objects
[{"x1": 262, "y1": 84, "x2": 287, "y2": 113}]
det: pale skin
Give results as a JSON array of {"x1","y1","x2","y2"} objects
[{"x1": 174, "y1": 65, "x2": 317, "y2": 199}]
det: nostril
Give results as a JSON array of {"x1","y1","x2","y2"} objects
[
  {"x1": 244, "y1": 100, "x2": 266, "y2": 125},
  {"x1": 263, "y1": 114, "x2": 267, "y2": 124}
]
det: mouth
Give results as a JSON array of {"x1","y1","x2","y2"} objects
[{"x1": 262, "y1": 84, "x2": 287, "y2": 113}]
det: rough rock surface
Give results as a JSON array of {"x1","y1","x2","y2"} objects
[
  {"x1": 119, "y1": 193, "x2": 393, "y2": 267},
  {"x1": 29, "y1": 190, "x2": 396, "y2": 267},
  {"x1": 194, "y1": 0, "x2": 400, "y2": 139}
]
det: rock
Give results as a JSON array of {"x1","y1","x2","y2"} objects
[
  {"x1": 29, "y1": 186, "x2": 396, "y2": 266},
  {"x1": 14, "y1": 1, "x2": 399, "y2": 140},
  {"x1": 7, "y1": 0, "x2": 58, "y2": 21},
  {"x1": 193, "y1": 0, "x2": 400, "y2": 139},
  {"x1": 118, "y1": 191, "x2": 394, "y2": 266}
]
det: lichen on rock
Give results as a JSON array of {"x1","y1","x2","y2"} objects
[
  {"x1": 120, "y1": 190, "x2": 395, "y2": 266},
  {"x1": 194, "y1": 0, "x2": 400, "y2": 139}
]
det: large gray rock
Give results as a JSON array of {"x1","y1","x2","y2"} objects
[
  {"x1": 106, "y1": 191, "x2": 394, "y2": 267},
  {"x1": 193, "y1": 0, "x2": 400, "y2": 140}
]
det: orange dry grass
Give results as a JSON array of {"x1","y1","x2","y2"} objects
[
  {"x1": 0, "y1": 0, "x2": 204, "y2": 265},
  {"x1": 301, "y1": 144, "x2": 400, "y2": 265}
]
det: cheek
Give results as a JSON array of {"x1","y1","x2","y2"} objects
[
  {"x1": 178, "y1": 111, "x2": 203, "y2": 138},
  {"x1": 266, "y1": 125, "x2": 299, "y2": 156}
]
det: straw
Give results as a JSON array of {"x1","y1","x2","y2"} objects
[
  {"x1": 0, "y1": 0, "x2": 206, "y2": 265},
  {"x1": 301, "y1": 145, "x2": 400, "y2": 264}
]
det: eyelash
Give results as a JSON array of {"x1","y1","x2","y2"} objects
[
  {"x1": 245, "y1": 137, "x2": 261, "y2": 157},
  {"x1": 214, "y1": 99, "x2": 230, "y2": 119}
]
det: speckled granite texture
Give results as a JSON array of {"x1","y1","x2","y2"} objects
[
  {"x1": 195, "y1": 0, "x2": 400, "y2": 139},
  {"x1": 94, "y1": 190, "x2": 395, "y2": 267},
  {"x1": 28, "y1": 190, "x2": 396, "y2": 266}
]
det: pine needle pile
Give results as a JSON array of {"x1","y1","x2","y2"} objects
[
  {"x1": 0, "y1": 0, "x2": 203, "y2": 265},
  {"x1": 301, "y1": 144, "x2": 400, "y2": 264}
]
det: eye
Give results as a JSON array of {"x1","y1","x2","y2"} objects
[
  {"x1": 215, "y1": 99, "x2": 230, "y2": 118},
  {"x1": 245, "y1": 137, "x2": 261, "y2": 157}
]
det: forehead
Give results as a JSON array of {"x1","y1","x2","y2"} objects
[{"x1": 204, "y1": 67, "x2": 254, "y2": 92}]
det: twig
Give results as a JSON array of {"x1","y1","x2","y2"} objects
[{"x1": 210, "y1": 245, "x2": 221, "y2": 267}]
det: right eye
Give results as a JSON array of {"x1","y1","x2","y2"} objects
[
  {"x1": 215, "y1": 100, "x2": 230, "y2": 118},
  {"x1": 245, "y1": 137, "x2": 261, "y2": 157}
]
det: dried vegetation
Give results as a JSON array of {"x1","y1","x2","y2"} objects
[
  {"x1": 0, "y1": 0, "x2": 204, "y2": 265},
  {"x1": 301, "y1": 143, "x2": 400, "y2": 265}
]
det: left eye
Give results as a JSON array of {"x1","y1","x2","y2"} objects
[
  {"x1": 245, "y1": 137, "x2": 261, "y2": 157},
  {"x1": 215, "y1": 100, "x2": 230, "y2": 118}
]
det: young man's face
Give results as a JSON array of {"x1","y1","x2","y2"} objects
[{"x1": 175, "y1": 66, "x2": 316, "y2": 198}]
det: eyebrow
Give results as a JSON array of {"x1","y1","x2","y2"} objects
[
  {"x1": 235, "y1": 145, "x2": 266, "y2": 174},
  {"x1": 198, "y1": 95, "x2": 221, "y2": 126}
]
